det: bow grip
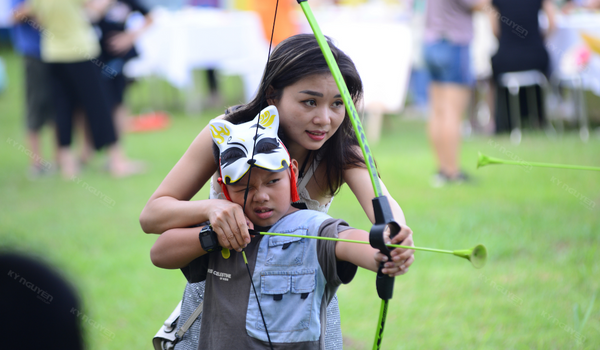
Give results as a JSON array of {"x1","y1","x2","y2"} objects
[{"x1": 369, "y1": 196, "x2": 401, "y2": 301}]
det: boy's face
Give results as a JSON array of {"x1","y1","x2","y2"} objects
[{"x1": 227, "y1": 160, "x2": 298, "y2": 227}]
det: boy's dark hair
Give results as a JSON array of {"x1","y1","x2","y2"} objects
[{"x1": 222, "y1": 34, "x2": 365, "y2": 196}]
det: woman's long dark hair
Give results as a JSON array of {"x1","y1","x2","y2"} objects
[{"x1": 223, "y1": 34, "x2": 365, "y2": 196}]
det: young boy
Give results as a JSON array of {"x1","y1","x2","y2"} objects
[{"x1": 151, "y1": 106, "x2": 405, "y2": 349}]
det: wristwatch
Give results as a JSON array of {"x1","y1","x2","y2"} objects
[{"x1": 199, "y1": 225, "x2": 220, "y2": 253}]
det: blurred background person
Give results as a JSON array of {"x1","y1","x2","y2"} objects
[
  {"x1": 10, "y1": 0, "x2": 56, "y2": 178},
  {"x1": 97, "y1": 0, "x2": 153, "y2": 134},
  {"x1": 489, "y1": 0, "x2": 557, "y2": 133},
  {"x1": 28, "y1": 0, "x2": 144, "y2": 179},
  {"x1": 73, "y1": 0, "x2": 154, "y2": 164},
  {"x1": 423, "y1": 0, "x2": 490, "y2": 187}
]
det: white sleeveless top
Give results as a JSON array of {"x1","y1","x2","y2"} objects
[{"x1": 210, "y1": 158, "x2": 334, "y2": 213}]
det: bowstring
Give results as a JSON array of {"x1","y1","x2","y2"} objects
[{"x1": 239, "y1": 1, "x2": 280, "y2": 349}]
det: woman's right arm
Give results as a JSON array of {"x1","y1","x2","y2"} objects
[{"x1": 139, "y1": 123, "x2": 251, "y2": 251}]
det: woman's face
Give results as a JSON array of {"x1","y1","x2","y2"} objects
[{"x1": 272, "y1": 74, "x2": 345, "y2": 155}]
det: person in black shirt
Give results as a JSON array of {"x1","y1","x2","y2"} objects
[
  {"x1": 97, "y1": 0, "x2": 153, "y2": 134},
  {"x1": 489, "y1": 0, "x2": 557, "y2": 132}
]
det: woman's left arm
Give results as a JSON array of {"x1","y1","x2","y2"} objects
[{"x1": 343, "y1": 165, "x2": 415, "y2": 273}]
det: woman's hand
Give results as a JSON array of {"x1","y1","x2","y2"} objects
[
  {"x1": 375, "y1": 224, "x2": 415, "y2": 277},
  {"x1": 208, "y1": 200, "x2": 252, "y2": 252}
]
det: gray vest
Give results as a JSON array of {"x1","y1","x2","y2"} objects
[{"x1": 246, "y1": 210, "x2": 332, "y2": 343}]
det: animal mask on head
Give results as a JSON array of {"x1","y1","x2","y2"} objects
[{"x1": 209, "y1": 105, "x2": 299, "y2": 202}]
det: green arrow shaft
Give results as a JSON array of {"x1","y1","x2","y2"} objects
[
  {"x1": 258, "y1": 232, "x2": 454, "y2": 255},
  {"x1": 492, "y1": 158, "x2": 600, "y2": 171}
]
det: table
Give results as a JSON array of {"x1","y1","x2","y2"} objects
[
  {"x1": 298, "y1": 3, "x2": 413, "y2": 142},
  {"x1": 126, "y1": 3, "x2": 413, "y2": 121},
  {"x1": 546, "y1": 12, "x2": 600, "y2": 95},
  {"x1": 299, "y1": 3, "x2": 412, "y2": 114},
  {"x1": 124, "y1": 7, "x2": 269, "y2": 102}
]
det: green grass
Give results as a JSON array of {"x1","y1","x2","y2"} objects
[{"x1": 1, "y1": 48, "x2": 599, "y2": 349}]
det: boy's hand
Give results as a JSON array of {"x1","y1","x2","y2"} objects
[
  {"x1": 375, "y1": 224, "x2": 415, "y2": 277},
  {"x1": 208, "y1": 200, "x2": 252, "y2": 252}
]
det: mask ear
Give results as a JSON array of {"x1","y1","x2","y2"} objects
[
  {"x1": 209, "y1": 119, "x2": 233, "y2": 151},
  {"x1": 258, "y1": 105, "x2": 280, "y2": 137}
]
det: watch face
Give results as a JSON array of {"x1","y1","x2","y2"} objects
[
  {"x1": 200, "y1": 227, "x2": 218, "y2": 252},
  {"x1": 200, "y1": 234, "x2": 214, "y2": 248}
]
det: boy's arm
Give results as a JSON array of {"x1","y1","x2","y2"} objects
[
  {"x1": 335, "y1": 228, "x2": 407, "y2": 277},
  {"x1": 150, "y1": 226, "x2": 210, "y2": 269}
]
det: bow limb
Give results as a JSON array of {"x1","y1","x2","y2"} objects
[{"x1": 295, "y1": 2, "x2": 400, "y2": 349}]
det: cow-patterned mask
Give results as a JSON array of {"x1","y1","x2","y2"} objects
[{"x1": 210, "y1": 105, "x2": 290, "y2": 185}]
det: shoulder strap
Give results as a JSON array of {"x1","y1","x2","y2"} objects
[
  {"x1": 175, "y1": 301, "x2": 204, "y2": 340},
  {"x1": 297, "y1": 156, "x2": 321, "y2": 191}
]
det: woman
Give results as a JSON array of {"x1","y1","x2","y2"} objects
[
  {"x1": 140, "y1": 34, "x2": 415, "y2": 349},
  {"x1": 96, "y1": 0, "x2": 153, "y2": 136},
  {"x1": 423, "y1": 0, "x2": 489, "y2": 186}
]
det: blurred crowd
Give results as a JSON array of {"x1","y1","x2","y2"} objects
[
  {"x1": 0, "y1": 0, "x2": 598, "y2": 184},
  {"x1": 8, "y1": 0, "x2": 155, "y2": 179}
]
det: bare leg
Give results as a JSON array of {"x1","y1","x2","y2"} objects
[
  {"x1": 428, "y1": 84, "x2": 445, "y2": 172},
  {"x1": 108, "y1": 104, "x2": 146, "y2": 177},
  {"x1": 74, "y1": 106, "x2": 144, "y2": 177},
  {"x1": 113, "y1": 104, "x2": 128, "y2": 137},
  {"x1": 75, "y1": 108, "x2": 93, "y2": 166},
  {"x1": 58, "y1": 147, "x2": 79, "y2": 179},
  {"x1": 428, "y1": 83, "x2": 471, "y2": 179},
  {"x1": 107, "y1": 143, "x2": 145, "y2": 178},
  {"x1": 484, "y1": 78, "x2": 496, "y2": 135},
  {"x1": 27, "y1": 131, "x2": 42, "y2": 168},
  {"x1": 26, "y1": 129, "x2": 55, "y2": 178},
  {"x1": 440, "y1": 84, "x2": 470, "y2": 177}
]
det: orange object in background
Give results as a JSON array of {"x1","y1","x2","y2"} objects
[
  {"x1": 250, "y1": 0, "x2": 299, "y2": 46},
  {"x1": 126, "y1": 111, "x2": 170, "y2": 133}
]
